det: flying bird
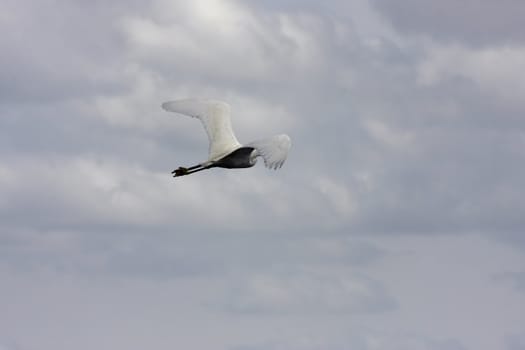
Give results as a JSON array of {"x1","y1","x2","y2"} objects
[{"x1": 161, "y1": 99, "x2": 291, "y2": 177}]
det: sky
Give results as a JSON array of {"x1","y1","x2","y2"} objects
[{"x1": 1, "y1": 0, "x2": 525, "y2": 349}]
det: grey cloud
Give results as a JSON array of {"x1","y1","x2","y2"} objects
[
  {"x1": 315, "y1": 44, "x2": 525, "y2": 235},
  {"x1": 426, "y1": 339, "x2": 468, "y2": 350},
  {"x1": 506, "y1": 334, "x2": 525, "y2": 350},
  {"x1": 1, "y1": 1, "x2": 525, "y2": 349},
  {"x1": 371, "y1": 0, "x2": 525, "y2": 46},
  {"x1": 231, "y1": 332, "x2": 468, "y2": 350},
  {"x1": 493, "y1": 271, "x2": 525, "y2": 293},
  {"x1": 3, "y1": 0, "x2": 525, "y2": 241},
  {"x1": 0, "y1": 228, "x2": 219, "y2": 279},
  {"x1": 2, "y1": 0, "x2": 525, "y2": 238},
  {"x1": 0, "y1": 1, "x2": 134, "y2": 103},
  {"x1": 0, "y1": 345, "x2": 18, "y2": 350},
  {"x1": 498, "y1": 231, "x2": 525, "y2": 254},
  {"x1": 0, "y1": 335, "x2": 21, "y2": 350},
  {"x1": 203, "y1": 235, "x2": 386, "y2": 271},
  {"x1": 0, "y1": 224, "x2": 385, "y2": 282}
]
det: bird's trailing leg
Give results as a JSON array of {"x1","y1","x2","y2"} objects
[
  {"x1": 172, "y1": 162, "x2": 214, "y2": 177},
  {"x1": 172, "y1": 164, "x2": 199, "y2": 177}
]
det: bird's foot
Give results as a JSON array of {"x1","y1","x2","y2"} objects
[{"x1": 172, "y1": 167, "x2": 188, "y2": 177}]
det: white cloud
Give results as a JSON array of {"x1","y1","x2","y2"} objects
[
  {"x1": 316, "y1": 176, "x2": 357, "y2": 218},
  {"x1": 363, "y1": 119, "x2": 414, "y2": 149},
  {"x1": 118, "y1": 0, "x2": 323, "y2": 82},
  {"x1": 0, "y1": 152, "x2": 316, "y2": 234},
  {"x1": 417, "y1": 44, "x2": 525, "y2": 103},
  {"x1": 222, "y1": 269, "x2": 394, "y2": 314}
]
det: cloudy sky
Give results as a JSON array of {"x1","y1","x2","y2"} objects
[{"x1": 1, "y1": 0, "x2": 525, "y2": 349}]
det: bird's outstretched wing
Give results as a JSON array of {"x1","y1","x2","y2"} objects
[
  {"x1": 247, "y1": 134, "x2": 291, "y2": 169},
  {"x1": 162, "y1": 99, "x2": 242, "y2": 161}
]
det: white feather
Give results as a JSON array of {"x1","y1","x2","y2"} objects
[
  {"x1": 162, "y1": 99, "x2": 242, "y2": 161},
  {"x1": 247, "y1": 134, "x2": 292, "y2": 169}
]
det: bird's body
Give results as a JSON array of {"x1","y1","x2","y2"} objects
[
  {"x1": 162, "y1": 99, "x2": 291, "y2": 177},
  {"x1": 212, "y1": 147, "x2": 258, "y2": 169}
]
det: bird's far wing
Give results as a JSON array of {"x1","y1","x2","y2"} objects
[
  {"x1": 247, "y1": 134, "x2": 291, "y2": 170},
  {"x1": 161, "y1": 99, "x2": 242, "y2": 160}
]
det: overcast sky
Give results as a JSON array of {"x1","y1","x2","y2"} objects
[{"x1": 1, "y1": 0, "x2": 525, "y2": 349}]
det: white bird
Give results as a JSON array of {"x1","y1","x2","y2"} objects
[{"x1": 161, "y1": 99, "x2": 291, "y2": 177}]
